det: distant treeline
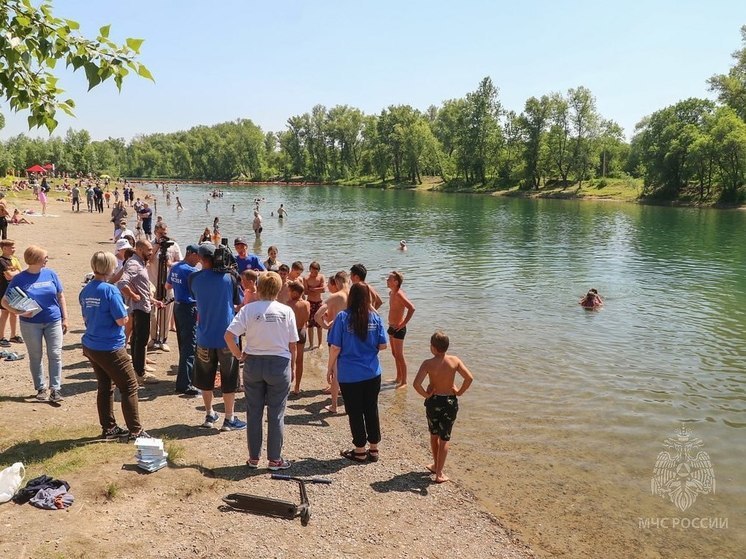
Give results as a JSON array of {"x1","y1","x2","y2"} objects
[{"x1": 1, "y1": 26, "x2": 744, "y2": 203}]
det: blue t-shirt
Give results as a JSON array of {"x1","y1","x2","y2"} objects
[
  {"x1": 79, "y1": 280, "x2": 127, "y2": 351},
  {"x1": 328, "y1": 310, "x2": 388, "y2": 383},
  {"x1": 235, "y1": 254, "x2": 266, "y2": 273},
  {"x1": 189, "y1": 269, "x2": 240, "y2": 348},
  {"x1": 7, "y1": 268, "x2": 63, "y2": 324},
  {"x1": 168, "y1": 260, "x2": 197, "y2": 303}
]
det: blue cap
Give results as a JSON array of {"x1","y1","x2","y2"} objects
[
  {"x1": 185, "y1": 244, "x2": 200, "y2": 254},
  {"x1": 198, "y1": 243, "x2": 216, "y2": 257}
]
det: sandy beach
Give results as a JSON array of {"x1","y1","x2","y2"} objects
[{"x1": 0, "y1": 194, "x2": 534, "y2": 559}]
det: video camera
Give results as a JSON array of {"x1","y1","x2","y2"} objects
[{"x1": 213, "y1": 237, "x2": 237, "y2": 274}]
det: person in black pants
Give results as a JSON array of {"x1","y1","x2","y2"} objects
[{"x1": 327, "y1": 282, "x2": 388, "y2": 463}]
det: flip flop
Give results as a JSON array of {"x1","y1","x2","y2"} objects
[{"x1": 5, "y1": 352, "x2": 25, "y2": 361}]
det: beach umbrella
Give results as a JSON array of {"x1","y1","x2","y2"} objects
[
  {"x1": 26, "y1": 164, "x2": 46, "y2": 173},
  {"x1": 100, "y1": 174, "x2": 111, "y2": 179}
]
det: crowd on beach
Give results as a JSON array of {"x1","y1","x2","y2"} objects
[{"x1": 0, "y1": 181, "x2": 477, "y2": 484}]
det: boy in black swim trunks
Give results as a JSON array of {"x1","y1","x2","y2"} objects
[
  {"x1": 287, "y1": 282, "x2": 309, "y2": 394},
  {"x1": 413, "y1": 331, "x2": 474, "y2": 484}
]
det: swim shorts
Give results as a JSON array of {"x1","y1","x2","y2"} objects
[
  {"x1": 387, "y1": 325, "x2": 407, "y2": 340},
  {"x1": 297, "y1": 328, "x2": 307, "y2": 345},
  {"x1": 193, "y1": 346, "x2": 240, "y2": 393},
  {"x1": 308, "y1": 300, "x2": 323, "y2": 328},
  {"x1": 425, "y1": 394, "x2": 459, "y2": 441}
]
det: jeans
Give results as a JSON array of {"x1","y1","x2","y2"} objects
[
  {"x1": 243, "y1": 355, "x2": 291, "y2": 461},
  {"x1": 173, "y1": 302, "x2": 197, "y2": 391},
  {"x1": 83, "y1": 345, "x2": 142, "y2": 433},
  {"x1": 19, "y1": 320, "x2": 63, "y2": 391},
  {"x1": 339, "y1": 375, "x2": 382, "y2": 448},
  {"x1": 0, "y1": 216, "x2": 7, "y2": 239},
  {"x1": 130, "y1": 309, "x2": 151, "y2": 376}
]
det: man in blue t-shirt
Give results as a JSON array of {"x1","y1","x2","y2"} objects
[
  {"x1": 165, "y1": 244, "x2": 201, "y2": 396},
  {"x1": 138, "y1": 203, "x2": 153, "y2": 240},
  {"x1": 233, "y1": 237, "x2": 265, "y2": 273},
  {"x1": 188, "y1": 243, "x2": 246, "y2": 432}
]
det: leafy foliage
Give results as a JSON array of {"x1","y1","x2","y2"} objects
[{"x1": 0, "y1": 0, "x2": 151, "y2": 131}]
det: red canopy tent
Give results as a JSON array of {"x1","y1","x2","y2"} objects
[{"x1": 26, "y1": 164, "x2": 46, "y2": 173}]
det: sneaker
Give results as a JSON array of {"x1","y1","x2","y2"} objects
[
  {"x1": 159, "y1": 343, "x2": 171, "y2": 352},
  {"x1": 103, "y1": 425, "x2": 129, "y2": 439},
  {"x1": 221, "y1": 416, "x2": 247, "y2": 432},
  {"x1": 0, "y1": 338, "x2": 10, "y2": 347},
  {"x1": 201, "y1": 411, "x2": 220, "y2": 429},
  {"x1": 137, "y1": 372, "x2": 160, "y2": 386},
  {"x1": 175, "y1": 385, "x2": 201, "y2": 397},
  {"x1": 147, "y1": 341, "x2": 160, "y2": 350},
  {"x1": 35, "y1": 388, "x2": 49, "y2": 401},
  {"x1": 50, "y1": 389, "x2": 64, "y2": 403},
  {"x1": 144, "y1": 365, "x2": 156, "y2": 372},
  {"x1": 246, "y1": 458, "x2": 259, "y2": 469},
  {"x1": 128, "y1": 430, "x2": 151, "y2": 441},
  {"x1": 9, "y1": 336, "x2": 23, "y2": 344},
  {"x1": 267, "y1": 458, "x2": 291, "y2": 471}
]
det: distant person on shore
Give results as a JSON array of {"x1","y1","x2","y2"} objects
[
  {"x1": 349, "y1": 263, "x2": 383, "y2": 310},
  {"x1": 138, "y1": 202, "x2": 153, "y2": 241},
  {"x1": 252, "y1": 210, "x2": 263, "y2": 237},
  {"x1": 327, "y1": 283, "x2": 388, "y2": 463},
  {"x1": 398, "y1": 240, "x2": 407, "y2": 251},
  {"x1": 277, "y1": 204, "x2": 287, "y2": 219},
  {"x1": 0, "y1": 239, "x2": 22, "y2": 347},
  {"x1": 386, "y1": 271, "x2": 415, "y2": 388},
  {"x1": 287, "y1": 281, "x2": 309, "y2": 395},
  {"x1": 71, "y1": 183, "x2": 80, "y2": 212},
  {"x1": 304, "y1": 261, "x2": 325, "y2": 349},
  {"x1": 579, "y1": 288, "x2": 603, "y2": 309},
  {"x1": 412, "y1": 331, "x2": 474, "y2": 484}
]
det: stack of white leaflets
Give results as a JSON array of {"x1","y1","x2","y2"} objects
[{"x1": 135, "y1": 437, "x2": 168, "y2": 472}]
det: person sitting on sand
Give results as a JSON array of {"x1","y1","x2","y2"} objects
[
  {"x1": 579, "y1": 288, "x2": 603, "y2": 309},
  {"x1": 11, "y1": 209, "x2": 33, "y2": 225},
  {"x1": 412, "y1": 331, "x2": 474, "y2": 484}
]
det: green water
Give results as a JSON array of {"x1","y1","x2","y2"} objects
[{"x1": 156, "y1": 184, "x2": 745, "y2": 558}]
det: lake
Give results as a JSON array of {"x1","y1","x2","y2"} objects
[{"x1": 145, "y1": 183, "x2": 745, "y2": 559}]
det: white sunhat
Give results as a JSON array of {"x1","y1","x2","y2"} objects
[{"x1": 115, "y1": 238, "x2": 132, "y2": 251}]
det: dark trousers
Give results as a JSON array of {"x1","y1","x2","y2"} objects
[
  {"x1": 339, "y1": 375, "x2": 381, "y2": 448},
  {"x1": 173, "y1": 302, "x2": 197, "y2": 391},
  {"x1": 71, "y1": 197, "x2": 79, "y2": 212},
  {"x1": 0, "y1": 217, "x2": 6, "y2": 240},
  {"x1": 83, "y1": 346, "x2": 142, "y2": 433},
  {"x1": 130, "y1": 309, "x2": 151, "y2": 376}
]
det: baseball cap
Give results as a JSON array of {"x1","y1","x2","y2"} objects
[
  {"x1": 115, "y1": 238, "x2": 132, "y2": 251},
  {"x1": 198, "y1": 243, "x2": 216, "y2": 257},
  {"x1": 185, "y1": 244, "x2": 200, "y2": 255},
  {"x1": 234, "y1": 236, "x2": 248, "y2": 246}
]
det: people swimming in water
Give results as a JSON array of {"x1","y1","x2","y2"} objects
[
  {"x1": 398, "y1": 240, "x2": 407, "y2": 251},
  {"x1": 579, "y1": 288, "x2": 603, "y2": 309}
]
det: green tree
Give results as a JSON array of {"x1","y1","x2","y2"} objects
[
  {"x1": 568, "y1": 86, "x2": 600, "y2": 185},
  {"x1": 461, "y1": 77, "x2": 501, "y2": 184},
  {"x1": 0, "y1": 0, "x2": 151, "y2": 131},
  {"x1": 709, "y1": 106, "x2": 746, "y2": 202},
  {"x1": 519, "y1": 95, "x2": 551, "y2": 190},
  {"x1": 708, "y1": 25, "x2": 746, "y2": 122}
]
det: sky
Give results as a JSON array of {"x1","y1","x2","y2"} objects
[{"x1": 0, "y1": 0, "x2": 744, "y2": 142}]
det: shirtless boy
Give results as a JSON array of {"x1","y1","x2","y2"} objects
[
  {"x1": 349, "y1": 263, "x2": 383, "y2": 310},
  {"x1": 386, "y1": 271, "x2": 415, "y2": 388},
  {"x1": 239, "y1": 269, "x2": 259, "y2": 309},
  {"x1": 303, "y1": 261, "x2": 325, "y2": 349},
  {"x1": 314, "y1": 271, "x2": 349, "y2": 413},
  {"x1": 288, "y1": 261, "x2": 304, "y2": 283},
  {"x1": 276, "y1": 264, "x2": 291, "y2": 305},
  {"x1": 287, "y1": 282, "x2": 310, "y2": 394},
  {"x1": 413, "y1": 331, "x2": 474, "y2": 484}
]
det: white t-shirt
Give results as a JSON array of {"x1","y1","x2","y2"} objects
[{"x1": 227, "y1": 300, "x2": 299, "y2": 359}]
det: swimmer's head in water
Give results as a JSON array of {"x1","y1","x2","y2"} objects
[{"x1": 400, "y1": 240, "x2": 406, "y2": 246}]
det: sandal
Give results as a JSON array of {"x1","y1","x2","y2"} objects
[
  {"x1": 9, "y1": 336, "x2": 23, "y2": 344},
  {"x1": 341, "y1": 449, "x2": 368, "y2": 463},
  {"x1": 246, "y1": 459, "x2": 259, "y2": 469},
  {"x1": 367, "y1": 449, "x2": 379, "y2": 463},
  {"x1": 5, "y1": 352, "x2": 25, "y2": 362}
]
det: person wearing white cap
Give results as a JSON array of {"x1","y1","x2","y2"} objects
[{"x1": 114, "y1": 238, "x2": 133, "y2": 274}]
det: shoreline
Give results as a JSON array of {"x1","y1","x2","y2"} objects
[
  {"x1": 0, "y1": 195, "x2": 535, "y2": 558},
  {"x1": 124, "y1": 177, "x2": 745, "y2": 210}
]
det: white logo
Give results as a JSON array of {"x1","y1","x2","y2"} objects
[{"x1": 651, "y1": 425, "x2": 715, "y2": 512}]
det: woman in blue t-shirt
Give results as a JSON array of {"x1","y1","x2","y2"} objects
[
  {"x1": 80, "y1": 251, "x2": 148, "y2": 440},
  {"x1": 327, "y1": 283, "x2": 388, "y2": 463},
  {"x1": 1, "y1": 245, "x2": 68, "y2": 403}
]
